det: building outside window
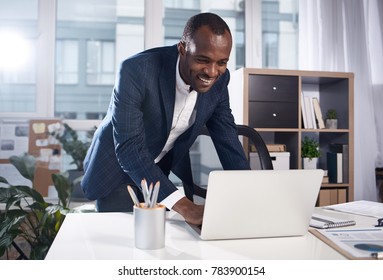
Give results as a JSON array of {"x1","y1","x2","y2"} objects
[
  {"x1": 86, "y1": 40, "x2": 115, "y2": 85},
  {"x1": 0, "y1": 0, "x2": 298, "y2": 188},
  {"x1": 0, "y1": 0, "x2": 298, "y2": 120},
  {"x1": 0, "y1": 0, "x2": 38, "y2": 113},
  {"x1": 56, "y1": 40, "x2": 79, "y2": 84}
]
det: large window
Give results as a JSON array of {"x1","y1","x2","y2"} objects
[
  {"x1": 56, "y1": 40, "x2": 79, "y2": 84},
  {"x1": 0, "y1": 0, "x2": 298, "y2": 121},
  {"x1": 262, "y1": 0, "x2": 298, "y2": 69},
  {"x1": 86, "y1": 40, "x2": 115, "y2": 85},
  {"x1": 55, "y1": 0, "x2": 144, "y2": 120},
  {"x1": 0, "y1": 0, "x2": 38, "y2": 113}
]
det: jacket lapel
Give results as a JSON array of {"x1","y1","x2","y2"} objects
[{"x1": 159, "y1": 47, "x2": 178, "y2": 133}]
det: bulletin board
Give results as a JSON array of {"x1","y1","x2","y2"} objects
[{"x1": 28, "y1": 119, "x2": 62, "y2": 197}]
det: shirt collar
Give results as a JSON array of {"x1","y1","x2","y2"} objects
[{"x1": 176, "y1": 56, "x2": 192, "y2": 93}]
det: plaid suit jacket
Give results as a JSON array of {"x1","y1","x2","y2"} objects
[{"x1": 81, "y1": 45, "x2": 250, "y2": 202}]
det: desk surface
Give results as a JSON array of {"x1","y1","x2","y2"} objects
[{"x1": 45, "y1": 208, "x2": 377, "y2": 260}]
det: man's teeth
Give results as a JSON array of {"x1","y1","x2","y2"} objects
[{"x1": 199, "y1": 76, "x2": 213, "y2": 84}]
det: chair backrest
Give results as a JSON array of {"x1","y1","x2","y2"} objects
[{"x1": 190, "y1": 124, "x2": 273, "y2": 199}]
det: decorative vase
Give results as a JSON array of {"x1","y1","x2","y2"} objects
[
  {"x1": 326, "y1": 119, "x2": 338, "y2": 129},
  {"x1": 303, "y1": 157, "x2": 318, "y2": 169}
]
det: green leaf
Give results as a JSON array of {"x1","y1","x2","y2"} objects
[
  {"x1": 301, "y1": 136, "x2": 321, "y2": 160},
  {"x1": 12, "y1": 185, "x2": 45, "y2": 205},
  {"x1": 0, "y1": 229, "x2": 23, "y2": 257},
  {"x1": 0, "y1": 176, "x2": 9, "y2": 185},
  {"x1": 28, "y1": 201, "x2": 49, "y2": 212},
  {"x1": 1, "y1": 152, "x2": 74, "y2": 259},
  {"x1": 0, "y1": 187, "x2": 12, "y2": 203},
  {"x1": 3, "y1": 190, "x2": 26, "y2": 211},
  {"x1": 0, "y1": 210, "x2": 27, "y2": 237},
  {"x1": 30, "y1": 243, "x2": 51, "y2": 260},
  {"x1": 45, "y1": 204, "x2": 62, "y2": 215},
  {"x1": 9, "y1": 154, "x2": 36, "y2": 182},
  {"x1": 52, "y1": 173, "x2": 72, "y2": 209}
]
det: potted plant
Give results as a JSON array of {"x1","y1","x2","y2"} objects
[
  {"x1": 0, "y1": 154, "x2": 72, "y2": 260},
  {"x1": 51, "y1": 123, "x2": 96, "y2": 201},
  {"x1": 301, "y1": 136, "x2": 320, "y2": 169},
  {"x1": 325, "y1": 109, "x2": 338, "y2": 129}
]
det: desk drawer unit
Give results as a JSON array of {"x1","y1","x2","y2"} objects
[{"x1": 248, "y1": 75, "x2": 299, "y2": 128}]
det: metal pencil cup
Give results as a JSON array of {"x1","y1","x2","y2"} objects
[{"x1": 134, "y1": 203, "x2": 166, "y2": 250}]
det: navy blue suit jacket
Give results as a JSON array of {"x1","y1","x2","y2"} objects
[{"x1": 81, "y1": 45, "x2": 250, "y2": 202}]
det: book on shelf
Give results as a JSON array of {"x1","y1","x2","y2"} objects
[
  {"x1": 312, "y1": 97, "x2": 325, "y2": 129},
  {"x1": 303, "y1": 95, "x2": 315, "y2": 129},
  {"x1": 327, "y1": 152, "x2": 343, "y2": 183},
  {"x1": 329, "y1": 143, "x2": 349, "y2": 183},
  {"x1": 301, "y1": 91, "x2": 322, "y2": 129},
  {"x1": 267, "y1": 144, "x2": 286, "y2": 152},
  {"x1": 310, "y1": 213, "x2": 356, "y2": 229},
  {"x1": 250, "y1": 144, "x2": 286, "y2": 152},
  {"x1": 300, "y1": 91, "x2": 308, "y2": 128}
]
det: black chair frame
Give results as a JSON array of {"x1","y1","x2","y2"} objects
[{"x1": 191, "y1": 124, "x2": 273, "y2": 198}]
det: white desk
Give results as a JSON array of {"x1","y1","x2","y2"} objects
[{"x1": 45, "y1": 208, "x2": 377, "y2": 260}]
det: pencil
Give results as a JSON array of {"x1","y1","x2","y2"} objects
[{"x1": 127, "y1": 185, "x2": 140, "y2": 207}]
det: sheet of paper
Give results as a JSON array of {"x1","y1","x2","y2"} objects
[
  {"x1": 324, "y1": 200, "x2": 383, "y2": 218},
  {"x1": 0, "y1": 121, "x2": 29, "y2": 159},
  {"x1": 318, "y1": 227, "x2": 383, "y2": 258}
]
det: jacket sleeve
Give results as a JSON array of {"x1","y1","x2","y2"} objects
[{"x1": 112, "y1": 59, "x2": 179, "y2": 201}]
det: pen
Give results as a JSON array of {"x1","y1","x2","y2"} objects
[
  {"x1": 145, "y1": 182, "x2": 153, "y2": 208},
  {"x1": 127, "y1": 185, "x2": 140, "y2": 207},
  {"x1": 141, "y1": 178, "x2": 151, "y2": 206},
  {"x1": 149, "y1": 181, "x2": 160, "y2": 208}
]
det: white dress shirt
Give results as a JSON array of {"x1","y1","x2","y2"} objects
[{"x1": 157, "y1": 56, "x2": 198, "y2": 209}]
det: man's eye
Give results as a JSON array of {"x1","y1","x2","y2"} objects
[
  {"x1": 196, "y1": 58, "x2": 209, "y2": 64},
  {"x1": 218, "y1": 61, "x2": 228, "y2": 66}
]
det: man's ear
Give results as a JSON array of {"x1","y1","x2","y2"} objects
[{"x1": 177, "y1": 41, "x2": 186, "y2": 55}]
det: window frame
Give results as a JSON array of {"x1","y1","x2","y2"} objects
[{"x1": 0, "y1": 0, "x2": 262, "y2": 130}]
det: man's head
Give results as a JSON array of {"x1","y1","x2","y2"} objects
[{"x1": 178, "y1": 13, "x2": 232, "y2": 93}]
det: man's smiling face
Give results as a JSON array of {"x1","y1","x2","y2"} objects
[{"x1": 178, "y1": 25, "x2": 232, "y2": 93}]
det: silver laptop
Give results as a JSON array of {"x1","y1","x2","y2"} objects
[{"x1": 187, "y1": 169, "x2": 324, "y2": 240}]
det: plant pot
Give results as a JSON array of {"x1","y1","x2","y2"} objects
[
  {"x1": 303, "y1": 157, "x2": 318, "y2": 169},
  {"x1": 326, "y1": 119, "x2": 338, "y2": 129}
]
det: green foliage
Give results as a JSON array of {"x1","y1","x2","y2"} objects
[
  {"x1": 301, "y1": 136, "x2": 321, "y2": 159},
  {"x1": 0, "y1": 154, "x2": 72, "y2": 260},
  {"x1": 326, "y1": 109, "x2": 338, "y2": 119},
  {"x1": 51, "y1": 123, "x2": 96, "y2": 171}
]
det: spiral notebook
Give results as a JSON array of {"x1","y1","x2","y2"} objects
[{"x1": 310, "y1": 214, "x2": 356, "y2": 229}]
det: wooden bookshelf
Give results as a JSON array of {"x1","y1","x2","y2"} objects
[{"x1": 229, "y1": 68, "x2": 354, "y2": 206}]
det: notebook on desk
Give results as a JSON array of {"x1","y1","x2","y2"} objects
[{"x1": 186, "y1": 169, "x2": 324, "y2": 240}]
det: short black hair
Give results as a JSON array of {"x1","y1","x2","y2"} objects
[{"x1": 181, "y1": 12, "x2": 231, "y2": 43}]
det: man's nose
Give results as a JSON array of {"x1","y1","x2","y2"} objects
[{"x1": 203, "y1": 63, "x2": 218, "y2": 77}]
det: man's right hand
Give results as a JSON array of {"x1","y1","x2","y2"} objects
[{"x1": 172, "y1": 196, "x2": 204, "y2": 225}]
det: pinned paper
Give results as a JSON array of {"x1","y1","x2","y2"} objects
[
  {"x1": 32, "y1": 123, "x2": 46, "y2": 134},
  {"x1": 39, "y1": 148, "x2": 53, "y2": 162},
  {"x1": 36, "y1": 139, "x2": 49, "y2": 147},
  {"x1": 47, "y1": 122, "x2": 61, "y2": 133}
]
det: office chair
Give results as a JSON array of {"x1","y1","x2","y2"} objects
[{"x1": 187, "y1": 124, "x2": 273, "y2": 199}]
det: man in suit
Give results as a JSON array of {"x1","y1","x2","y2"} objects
[{"x1": 81, "y1": 12, "x2": 250, "y2": 225}]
